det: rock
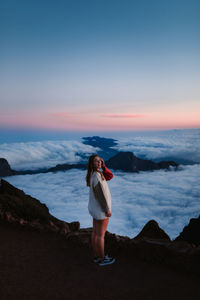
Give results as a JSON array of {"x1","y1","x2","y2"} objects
[
  {"x1": 66, "y1": 228, "x2": 93, "y2": 246},
  {"x1": 167, "y1": 240, "x2": 195, "y2": 254},
  {"x1": 105, "y1": 152, "x2": 178, "y2": 172},
  {"x1": 48, "y1": 163, "x2": 87, "y2": 173},
  {"x1": 0, "y1": 158, "x2": 16, "y2": 177},
  {"x1": 68, "y1": 221, "x2": 80, "y2": 231},
  {"x1": 175, "y1": 215, "x2": 200, "y2": 246},
  {"x1": 133, "y1": 220, "x2": 171, "y2": 241},
  {"x1": 0, "y1": 179, "x2": 79, "y2": 234},
  {"x1": 157, "y1": 161, "x2": 179, "y2": 170}
]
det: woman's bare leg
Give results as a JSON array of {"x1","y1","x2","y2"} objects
[
  {"x1": 95, "y1": 217, "x2": 109, "y2": 260},
  {"x1": 91, "y1": 218, "x2": 98, "y2": 257}
]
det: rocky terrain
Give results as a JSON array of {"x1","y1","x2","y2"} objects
[
  {"x1": 175, "y1": 215, "x2": 200, "y2": 246},
  {"x1": 0, "y1": 179, "x2": 200, "y2": 299},
  {"x1": 0, "y1": 179, "x2": 79, "y2": 234}
]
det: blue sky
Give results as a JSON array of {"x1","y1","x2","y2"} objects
[{"x1": 1, "y1": 0, "x2": 200, "y2": 131}]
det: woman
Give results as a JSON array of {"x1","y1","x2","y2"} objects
[{"x1": 86, "y1": 155, "x2": 115, "y2": 266}]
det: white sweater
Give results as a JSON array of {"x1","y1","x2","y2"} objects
[{"x1": 88, "y1": 171, "x2": 112, "y2": 220}]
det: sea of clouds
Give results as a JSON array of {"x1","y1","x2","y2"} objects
[
  {"x1": 1, "y1": 128, "x2": 200, "y2": 239},
  {"x1": 0, "y1": 140, "x2": 99, "y2": 170},
  {"x1": 0, "y1": 129, "x2": 199, "y2": 172},
  {"x1": 112, "y1": 128, "x2": 200, "y2": 164},
  {"x1": 5, "y1": 164, "x2": 200, "y2": 240}
]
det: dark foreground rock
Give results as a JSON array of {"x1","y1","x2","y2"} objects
[
  {"x1": 175, "y1": 215, "x2": 200, "y2": 246},
  {"x1": 133, "y1": 220, "x2": 171, "y2": 241},
  {"x1": 0, "y1": 179, "x2": 200, "y2": 299},
  {"x1": 1, "y1": 222, "x2": 200, "y2": 300},
  {"x1": 0, "y1": 179, "x2": 80, "y2": 234},
  {"x1": 66, "y1": 223, "x2": 200, "y2": 276}
]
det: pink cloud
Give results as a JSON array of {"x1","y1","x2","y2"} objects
[
  {"x1": 1, "y1": 110, "x2": 199, "y2": 131},
  {"x1": 100, "y1": 113, "x2": 146, "y2": 118},
  {"x1": 49, "y1": 113, "x2": 71, "y2": 118}
]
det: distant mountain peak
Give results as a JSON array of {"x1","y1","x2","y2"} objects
[
  {"x1": 106, "y1": 151, "x2": 178, "y2": 172},
  {"x1": 82, "y1": 136, "x2": 118, "y2": 161},
  {"x1": 0, "y1": 158, "x2": 16, "y2": 177}
]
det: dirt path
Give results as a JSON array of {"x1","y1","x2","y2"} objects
[{"x1": 0, "y1": 223, "x2": 199, "y2": 300}]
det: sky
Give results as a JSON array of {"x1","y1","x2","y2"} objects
[{"x1": 1, "y1": 0, "x2": 200, "y2": 131}]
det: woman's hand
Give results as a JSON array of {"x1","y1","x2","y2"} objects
[
  {"x1": 101, "y1": 158, "x2": 105, "y2": 169},
  {"x1": 106, "y1": 210, "x2": 112, "y2": 217}
]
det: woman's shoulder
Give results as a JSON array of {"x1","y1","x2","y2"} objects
[
  {"x1": 91, "y1": 171, "x2": 100, "y2": 178},
  {"x1": 90, "y1": 171, "x2": 101, "y2": 184}
]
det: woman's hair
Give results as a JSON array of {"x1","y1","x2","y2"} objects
[{"x1": 86, "y1": 154, "x2": 105, "y2": 186}]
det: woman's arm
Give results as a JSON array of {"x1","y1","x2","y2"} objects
[
  {"x1": 92, "y1": 172, "x2": 112, "y2": 217},
  {"x1": 102, "y1": 166, "x2": 113, "y2": 181},
  {"x1": 101, "y1": 158, "x2": 113, "y2": 181},
  {"x1": 92, "y1": 181, "x2": 109, "y2": 213}
]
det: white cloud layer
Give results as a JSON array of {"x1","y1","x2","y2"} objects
[
  {"x1": 6, "y1": 164, "x2": 200, "y2": 240},
  {"x1": 0, "y1": 129, "x2": 199, "y2": 172},
  {"x1": 0, "y1": 140, "x2": 99, "y2": 170},
  {"x1": 112, "y1": 129, "x2": 200, "y2": 163}
]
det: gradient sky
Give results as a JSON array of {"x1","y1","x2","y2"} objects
[{"x1": 1, "y1": 0, "x2": 200, "y2": 131}]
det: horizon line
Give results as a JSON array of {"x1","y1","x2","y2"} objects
[{"x1": 0, "y1": 126, "x2": 200, "y2": 133}]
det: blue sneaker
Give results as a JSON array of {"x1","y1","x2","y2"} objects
[
  {"x1": 93, "y1": 254, "x2": 113, "y2": 263},
  {"x1": 93, "y1": 256, "x2": 101, "y2": 263},
  {"x1": 98, "y1": 257, "x2": 115, "y2": 266}
]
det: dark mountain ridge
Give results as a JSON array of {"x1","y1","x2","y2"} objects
[
  {"x1": 0, "y1": 152, "x2": 178, "y2": 178},
  {"x1": 106, "y1": 152, "x2": 178, "y2": 172}
]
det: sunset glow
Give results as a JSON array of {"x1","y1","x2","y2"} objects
[
  {"x1": 0, "y1": 110, "x2": 199, "y2": 131},
  {"x1": 1, "y1": 0, "x2": 200, "y2": 132}
]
